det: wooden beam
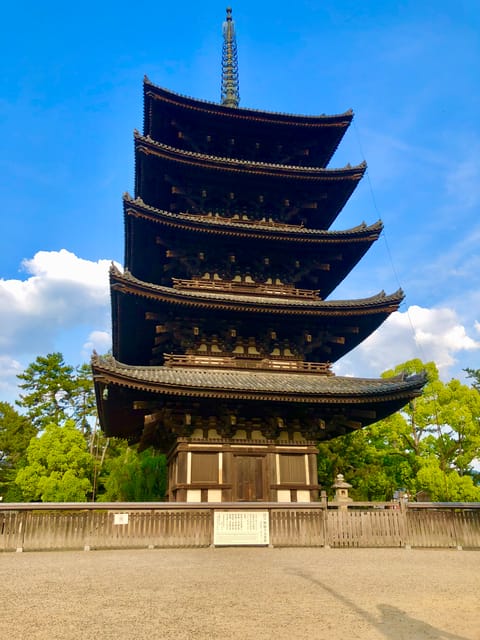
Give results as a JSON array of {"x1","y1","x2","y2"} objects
[
  {"x1": 343, "y1": 326, "x2": 360, "y2": 334},
  {"x1": 155, "y1": 324, "x2": 169, "y2": 334},
  {"x1": 339, "y1": 419, "x2": 363, "y2": 430},
  {"x1": 352, "y1": 409, "x2": 377, "y2": 419}
]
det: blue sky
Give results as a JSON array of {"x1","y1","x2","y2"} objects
[{"x1": 1, "y1": 0, "x2": 479, "y2": 402}]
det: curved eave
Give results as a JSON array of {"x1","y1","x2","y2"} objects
[
  {"x1": 92, "y1": 355, "x2": 426, "y2": 404},
  {"x1": 134, "y1": 132, "x2": 366, "y2": 181},
  {"x1": 92, "y1": 355, "x2": 426, "y2": 443},
  {"x1": 111, "y1": 267, "x2": 404, "y2": 315},
  {"x1": 143, "y1": 78, "x2": 354, "y2": 129},
  {"x1": 123, "y1": 195, "x2": 383, "y2": 242}
]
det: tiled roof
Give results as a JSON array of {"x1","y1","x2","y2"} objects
[
  {"x1": 134, "y1": 132, "x2": 366, "y2": 178},
  {"x1": 92, "y1": 354, "x2": 427, "y2": 401},
  {"x1": 111, "y1": 266, "x2": 404, "y2": 311},
  {"x1": 143, "y1": 77, "x2": 354, "y2": 125},
  {"x1": 124, "y1": 195, "x2": 383, "y2": 240}
]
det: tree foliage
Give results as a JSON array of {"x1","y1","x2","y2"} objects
[
  {"x1": 4, "y1": 353, "x2": 480, "y2": 503},
  {"x1": 465, "y1": 368, "x2": 480, "y2": 392},
  {"x1": 98, "y1": 441, "x2": 167, "y2": 501},
  {"x1": 0, "y1": 402, "x2": 36, "y2": 500},
  {"x1": 16, "y1": 353, "x2": 96, "y2": 432},
  {"x1": 3, "y1": 353, "x2": 169, "y2": 502},
  {"x1": 14, "y1": 421, "x2": 94, "y2": 502},
  {"x1": 71, "y1": 363, "x2": 97, "y2": 435},
  {"x1": 319, "y1": 359, "x2": 480, "y2": 502}
]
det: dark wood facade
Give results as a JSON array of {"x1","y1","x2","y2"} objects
[{"x1": 92, "y1": 22, "x2": 425, "y2": 503}]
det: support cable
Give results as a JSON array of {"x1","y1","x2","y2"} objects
[{"x1": 352, "y1": 118, "x2": 427, "y2": 364}]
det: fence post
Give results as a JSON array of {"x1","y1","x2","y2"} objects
[
  {"x1": 320, "y1": 491, "x2": 329, "y2": 548},
  {"x1": 399, "y1": 500, "x2": 411, "y2": 549}
]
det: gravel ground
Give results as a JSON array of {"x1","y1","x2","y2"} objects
[{"x1": 1, "y1": 547, "x2": 479, "y2": 640}]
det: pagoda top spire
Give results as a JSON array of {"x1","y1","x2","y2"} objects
[{"x1": 221, "y1": 7, "x2": 240, "y2": 108}]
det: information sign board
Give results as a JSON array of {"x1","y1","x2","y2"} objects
[
  {"x1": 214, "y1": 511, "x2": 269, "y2": 546},
  {"x1": 113, "y1": 513, "x2": 129, "y2": 525}
]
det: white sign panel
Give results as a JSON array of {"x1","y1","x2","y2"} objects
[
  {"x1": 113, "y1": 513, "x2": 129, "y2": 525},
  {"x1": 214, "y1": 511, "x2": 269, "y2": 546}
]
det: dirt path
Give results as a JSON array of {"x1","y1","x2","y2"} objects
[{"x1": 1, "y1": 547, "x2": 479, "y2": 639}]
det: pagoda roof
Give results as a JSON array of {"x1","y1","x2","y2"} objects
[
  {"x1": 91, "y1": 353, "x2": 426, "y2": 444},
  {"x1": 124, "y1": 194, "x2": 383, "y2": 242},
  {"x1": 123, "y1": 195, "x2": 382, "y2": 298},
  {"x1": 143, "y1": 79, "x2": 352, "y2": 168},
  {"x1": 110, "y1": 267, "x2": 403, "y2": 365},
  {"x1": 111, "y1": 266, "x2": 403, "y2": 315},
  {"x1": 135, "y1": 132, "x2": 366, "y2": 180},
  {"x1": 143, "y1": 78, "x2": 354, "y2": 129},
  {"x1": 93, "y1": 354, "x2": 426, "y2": 402},
  {"x1": 135, "y1": 134, "x2": 365, "y2": 227}
]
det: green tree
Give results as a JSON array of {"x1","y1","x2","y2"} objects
[
  {"x1": 71, "y1": 363, "x2": 97, "y2": 436},
  {"x1": 14, "y1": 421, "x2": 94, "y2": 502},
  {"x1": 416, "y1": 456, "x2": 480, "y2": 502},
  {"x1": 16, "y1": 353, "x2": 77, "y2": 429},
  {"x1": 318, "y1": 359, "x2": 480, "y2": 502},
  {"x1": 0, "y1": 402, "x2": 36, "y2": 501},
  {"x1": 429, "y1": 377, "x2": 480, "y2": 477},
  {"x1": 98, "y1": 442, "x2": 167, "y2": 501},
  {"x1": 16, "y1": 353, "x2": 97, "y2": 433},
  {"x1": 318, "y1": 418, "x2": 415, "y2": 500},
  {"x1": 381, "y1": 359, "x2": 440, "y2": 458},
  {"x1": 465, "y1": 368, "x2": 480, "y2": 392}
]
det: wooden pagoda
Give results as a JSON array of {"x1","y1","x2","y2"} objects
[{"x1": 92, "y1": 9, "x2": 425, "y2": 502}]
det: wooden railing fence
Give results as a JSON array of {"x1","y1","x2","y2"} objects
[{"x1": 1, "y1": 502, "x2": 479, "y2": 552}]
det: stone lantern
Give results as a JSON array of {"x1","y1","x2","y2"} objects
[{"x1": 332, "y1": 473, "x2": 352, "y2": 509}]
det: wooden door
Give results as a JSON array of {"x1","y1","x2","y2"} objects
[{"x1": 235, "y1": 456, "x2": 265, "y2": 501}]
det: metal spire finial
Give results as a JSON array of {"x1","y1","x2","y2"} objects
[{"x1": 221, "y1": 7, "x2": 240, "y2": 107}]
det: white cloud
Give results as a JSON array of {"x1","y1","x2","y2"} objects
[
  {"x1": 335, "y1": 305, "x2": 480, "y2": 380},
  {"x1": 0, "y1": 355, "x2": 23, "y2": 401},
  {"x1": 0, "y1": 250, "x2": 116, "y2": 404},
  {"x1": 82, "y1": 330, "x2": 112, "y2": 359},
  {"x1": 0, "y1": 249, "x2": 115, "y2": 354},
  {"x1": 2, "y1": 249, "x2": 478, "y2": 406}
]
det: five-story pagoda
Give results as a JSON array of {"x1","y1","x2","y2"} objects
[{"x1": 92, "y1": 9, "x2": 425, "y2": 503}]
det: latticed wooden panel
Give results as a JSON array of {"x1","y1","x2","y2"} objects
[
  {"x1": 327, "y1": 510, "x2": 403, "y2": 548},
  {"x1": 453, "y1": 510, "x2": 480, "y2": 548},
  {"x1": 406, "y1": 510, "x2": 467, "y2": 548},
  {"x1": 3, "y1": 506, "x2": 480, "y2": 551},
  {"x1": 271, "y1": 509, "x2": 325, "y2": 547},
  {"x1": 235, "y1": 456, "x2": 265, "y2": 501},
  {"x1": 279, "y1": 454, "x2": 307, "y2": 484},
  {"x1": 0, "y1": 512, "x2": 23, "y2": 551},
  {"x1": 85, "y1": 510, "x2": 212, "y2": 549},
  {"x1": 191, "y1": 453, "x2": 219, "y2": 483}
]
